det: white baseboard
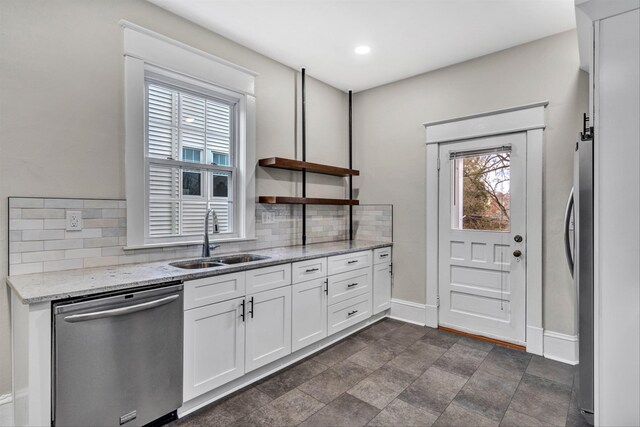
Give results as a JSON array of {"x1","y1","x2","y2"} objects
[
  {"x1": 544, "y1": 330, "x2": 579, "y2": 365},
  {"x1": 389, "y1": 299, "x2": 426, "y2": 326},
  {"x1": 527, "y1": 325, "x2": 544, "y2": 355}
]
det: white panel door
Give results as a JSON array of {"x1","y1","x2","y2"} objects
[
  {"x1": 245, "y1": 286, "x2": 292, "y2": 372},
  {"x1": 438, "y1": 133, "x2": 526, "y2": 344},
  {"x1": 183, "y1": 297, "x2": 245, "y2": 401},
  {"x1": 292, "y1": 278, "x2": 328, "y2": 352},
  {"x1": 373, "y1": 262, "x2": 392, "y2": 314}
]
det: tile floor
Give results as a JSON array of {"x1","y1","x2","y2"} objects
[{"x1": 173, "y1": 319, "x2": 591, "y2": 427}]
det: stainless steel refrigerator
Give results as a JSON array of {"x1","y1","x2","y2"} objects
[{"x1": 564, "y1": 115, "x2": 594, "y2": 425}]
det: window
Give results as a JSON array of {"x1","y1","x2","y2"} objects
[
  {"x1": 123, "y1": 22, "x2": 256, "y2": 247},
  {"x1": 145, "y1": 79, "x2": 235, "y2": 237},
  {"x1": 451, "y1": 150, "x2": 511, "y2": 231}
]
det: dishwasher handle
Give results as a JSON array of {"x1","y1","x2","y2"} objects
[{"x1": 63, "y1": 294, "x2": 180, "y2": 323}]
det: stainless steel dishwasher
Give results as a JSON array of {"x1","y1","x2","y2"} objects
[{"x1": 53, "y1": 282, "x2": 184, "y2": 426}]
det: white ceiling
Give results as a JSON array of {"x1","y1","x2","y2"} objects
[{"x1": 148, "y1": 0, "x2": 576, "y2": 92}]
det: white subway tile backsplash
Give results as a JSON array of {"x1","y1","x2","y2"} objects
[
  {"x1": 44, "y1": 239, "x2": 84, "y2": 250},
  {"x1": 9, "y1": 219, "x2": 43, "y2": 230},
  {"x1": 43, "y1": 199, "x2": 83, "y2": 209},
  {"x1": 21, "y1": 209, "x2": 65, "y2": 219},
  {"x1": 8, "y1": 197, "x2": 392, "y2": 276},
  {"x1": 43, "y1": 259, "x2": 84, "y2": 273},
  {"x1": 22, "y1": 230, "x2": 65, "y2": 241}
]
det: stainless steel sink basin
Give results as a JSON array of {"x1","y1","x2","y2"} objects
[
  {"x1": 214, "y1": 254, "x2": 270, "y2": 264},
  {"x1": 170, "y1": 254, "x2": 270, "y2": 269},
  {"x1": 170, "y1": 260, "x2": 225, "y2": 269}
]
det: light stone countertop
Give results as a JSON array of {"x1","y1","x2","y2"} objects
[{"x1": 7, "y1": 240, "x2": 392, "y2": 304}]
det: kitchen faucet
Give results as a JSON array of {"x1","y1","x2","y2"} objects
[{"x1": 202, "y1": 207, "x2": 221, "y2": 257}]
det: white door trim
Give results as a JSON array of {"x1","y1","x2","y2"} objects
[{"x1": 423, "y1": 102, "x2": 548, "y2": 355}]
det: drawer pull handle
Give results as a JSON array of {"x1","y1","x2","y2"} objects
[
  {"x1": 249, "y1": 297, "x2": 254, "y2": 319},
  {"x1": 380, "y1": 253, "x2": 389, "y2": 258},
  {"x1": 324, "y1": 279, "x2": 328, "y2": 295},
  {"x1": 241, "y1": 299, "x2": 246, "y2": 322},
  {"x1": 347, "y1": 260, "x2": 359, "y2": 264},
  {"x1": 347, "y1": 283, "x2": 358, "y2": 288},
  {"x1": 305, "y1": 268, "x2": 320, "y2": 273},
  {"x1": 347, "y1": 310, "x2": 358, "y2": 316}
]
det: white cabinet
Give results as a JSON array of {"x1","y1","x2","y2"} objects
[
  {"x1": 327, "y1": 268, "x2": 371, "y2": 305},
  {"x1": 184, "y1": 272, "x2": 246, "y2": 310},
  {"x1": 373, "y1": 247, "x2": 392, "y2": 314},
  {"x1": 328, "y1": 292, "x2": 372, "y2": 335},
  {"x1": 327, "y1": 251, "x2": 372, "y2": 275},
  {"x1": 246, "y1": 264, "x2": 292, "y2": 294},
  {"x1": 183, "y1": 297, "x2": 245, "y2": 401},
  {"x1": 292, "y1": 277, "x2": 328, "y2": 352},
  {"x1": 292, "y1": 258, "x2": 327, "y2": 283},
  {"x1": 245, "y1": 286, "x2": 292, "y2": 372}
]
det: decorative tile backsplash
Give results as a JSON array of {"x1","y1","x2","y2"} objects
[{"x1": 8, "y1": 198, "x2": 392, "y2": 275}]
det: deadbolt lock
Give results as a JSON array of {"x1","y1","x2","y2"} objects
[
  {"x1": 513, "y1": 250, "x2": 522, "y2": 258},
  {"x1": 514, "y1": 235, "x2": 523, "y2": 243}
]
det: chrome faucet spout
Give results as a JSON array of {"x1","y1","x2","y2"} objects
[{"x1": 202, "y1": 208, "x2": 221, "y2": 257}]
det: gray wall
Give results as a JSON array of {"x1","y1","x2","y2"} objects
[
  {"x1": 352, "y1": 30, "x2": 588, "y2": 336},
  {"x1": 0, "y1": 0, "x2": 347, "y2": 396}
]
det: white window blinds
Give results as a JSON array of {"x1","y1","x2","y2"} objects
[{"x1": 145, "y1": 80, "x2": 235, "y2": 238}]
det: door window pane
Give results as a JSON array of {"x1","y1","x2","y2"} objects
[
  {"x1": 452, "y1": 152, "x2": 510, "y2": 231},
  {"x1": 182, "y1": 170, "x2": 202, "y2": 196}
]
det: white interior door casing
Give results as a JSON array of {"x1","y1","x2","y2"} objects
[{"x1": 438, "y1": 133, "x2": 527, "y2": 344}]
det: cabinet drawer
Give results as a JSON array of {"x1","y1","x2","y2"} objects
[
  {"x1": 292, "y1": 257, "x2": 327, "y2": 283},
  {"x1": 327, "y1": 250, "x2": 372, "y2": 275},
  {"x1": 246, "y1": 263, "x2": 292, "y2": 294},
  {"x1": 184, "y1": 272, "x2": 246, "y2": 310},
  {"x1": 327, "y1": 293, "x2": 371, "y2": 335},
  {"x1": 328, "y1": 267, "x2": 371, "y2": 306},
  {"x1": 373, "y1": 247, "x2": 392, "y2": 265}
]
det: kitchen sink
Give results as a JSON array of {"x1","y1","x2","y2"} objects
[
  {"x1": 214, "y1": 254, "x2": 270, "y2": 264},
  {"x1": 170, "y1": 254, "x2": 270, "y2": 269},
  {"x1": 170, "y1": 260, "x2": 225, "y2": 269}
]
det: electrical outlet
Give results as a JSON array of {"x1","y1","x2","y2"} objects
[
  {"x1": 66, "y1": 211, "x2": 82, "y2": 231},
  {"x1": 261, "y1": 211, "x2": 275, "y2": 224}
]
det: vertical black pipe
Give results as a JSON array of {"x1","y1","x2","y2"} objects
[
  {"x1": 302, "y1": 68, "x2": 307, "y2": 246},
  {"x1": 349, "y1": 90, "x2": 353, "y2": 241}
]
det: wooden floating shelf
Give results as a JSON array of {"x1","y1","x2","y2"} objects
[
  {"x1": 258, "y1": 196, "x2": 359, "y2": 206},
  {"x1": 259, "y1": 157, "x2": 360, "y2": 177}
]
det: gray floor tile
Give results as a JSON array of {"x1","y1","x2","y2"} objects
[
  {"x1": 367, "y1": 399, "x2": 439, "y2": 427},
  {"x1": 457, "y1": 336, "x2": 496, "y2": 352},
  {"x1": 398, "y1": 366, "x2": 468, "y2": 415},
  {"x1": 177, "y1": 404, "x2": 236, "y2": 427},
  {"x1": 453, "y1": 368, "x2": 520, "y2": 421},
  {"x1": 500, "y1": 408, "x2": 548, "y2": 426},
  {"x1": 420, "y1": 328, "x2": 460, "y2": 350},
  {"x1": 433, "y1": 342, "x2": 489, "y2": 378},
  {"x1": 298, "y1": 360, "x2": 373, "y2": 403},
  {"x1": 526, "y1": 355, "x2": 575, "y2": 387},
  {"x1": 509, "y1": 373, "x2": 572, "y2": 426},
  {"x1": 312, "y1": 336, "x2": 369, "y2": 366},
  {"x1": 348, "y1": 364, "x2": 416, "y2": 409},
  {"x1": 387, "y1": 340, "x2": 446, "y2": 377},
  {"x1": 565, "y1": 390, "x2": 592, "y2": 427},
  {"x1": 233, "y1": 389, "x2": 324, "y2": 426},
  {"x1": 257, "y1": 359, "x2": 328, "y2": 398},
  {"x1": 383, "y1": 323, "x2": 428, "y2": 346},
  {"x1": 356, "y1": 319, "x2": 405, "y2": 342},
  {"x1": 219, "y1": 387, "x2": 273, "y2": 420},
  {"x1": 348, "y1": 338, "x2": 407, "y2": 370},
  {"x1": 477, "y1": 345, "x2": 532, "y2": 381},
  {"x1": 300, "y1": 393, "x2": 380, "y2": 426},
  {"x1": 434, "y1": 402, "x2": 499, "y2": 427}
]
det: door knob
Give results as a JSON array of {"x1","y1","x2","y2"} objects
[
  {"x1": 514, "y1": 235, "x2": 523, "y2": 243},
  {"x1": 513, "y1": 250, "x2": 522, "y2": 258}
]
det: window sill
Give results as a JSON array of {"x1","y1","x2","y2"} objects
[{"x1": 123, "y1": 237, "x2": 257, "y2": 251}]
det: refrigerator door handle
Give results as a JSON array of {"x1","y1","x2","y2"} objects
[{"x1": 564, "y1": 187, "x2": 575, "y2": 277}]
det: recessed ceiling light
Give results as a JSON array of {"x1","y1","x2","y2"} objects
[{"x1": 354, "y1": 45, "x2": 371, "y2": 55}]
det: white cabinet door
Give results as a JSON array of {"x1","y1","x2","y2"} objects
[
  {"x1": 327, "y1": 267, "x2": 372, "y2": 306},
  {"x1": 246, "y1": 264, "x2": 292, "y2": 294},
  {"x1": 292, "y1": 278, "x2": 328, "y2": 352},
  {"x1": 183, "y1": 297, "x2": 245, "y2": 401},
  {"x1": 373, "y1": 262, "x2": 392, "y2": 314},
  {"x1": 245, "y1": 286, "x2": 292, "y2": 372}
]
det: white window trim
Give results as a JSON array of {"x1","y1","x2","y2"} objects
[{"x1": 122, "y1": 21, "x2": 256, "y2": 248}]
